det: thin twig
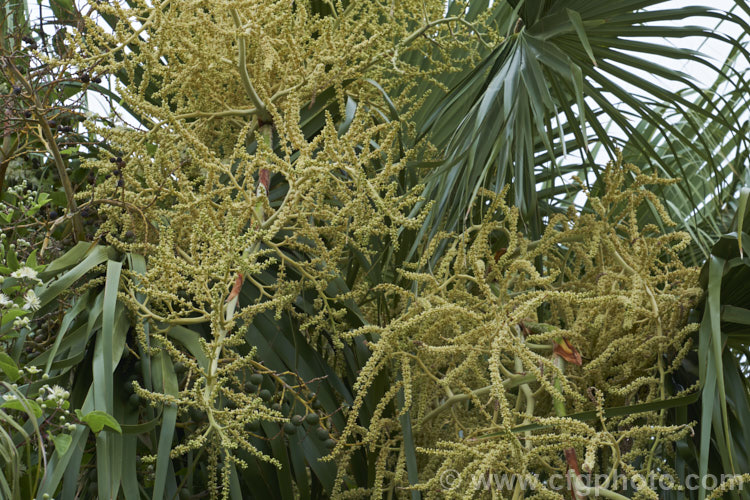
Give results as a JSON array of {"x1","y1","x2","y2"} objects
[{"x1": 4, "y1": 58, "x2": 84, "y2": 241}]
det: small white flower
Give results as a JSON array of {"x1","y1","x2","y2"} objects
[
  {"x1": 46, "y1": 385, "x2": 69, "y2": 402},
  {"x1": 0, "y1": 293, "x2": 12, "y2": 307},
  {"x1": 24, "y1": 365, "x2": 41, "y2": 374},
  {"x1": 10, "y1": 266, "x2": 38, "y2": 281},
  {"x1": 22, "y1": 290, "x2": 41, "y2": 311},
  {"x1": 2, "y1": 394, "x2": 17, "y2": 401}
]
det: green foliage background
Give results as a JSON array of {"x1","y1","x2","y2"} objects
[{"x1": 2, "y1": 0, "x2": 750, "y2": 499}]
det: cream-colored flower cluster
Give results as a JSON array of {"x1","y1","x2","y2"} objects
[
  {"x1": 328, "y1": 159, "x2": 702, "y2": 498},
  {"x1": 63, "y1": 0, "x2": 488, "y2": 496}
]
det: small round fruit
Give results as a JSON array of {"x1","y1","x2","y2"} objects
[
  {"x1": 271, "y1": 402, "x2": 282, "y2": 412},
  {"x1": 244, "y1": 382, "x2": 257, "y2": 393},
  {"x1": 283, "y1": 422, "x2": 297, "y2": 435},
  {"x1": 128, "y1": 393, "x2": 141, "y2": 407},
  {"x1": 312, "y1": 399, "x2": 323, "y2": 410},
  {"x1": 304, "y1": 413, "x2": 320, "y2": 425},
  {"x1": 324, "y1": 438, "x2": 336, "y2": 450},
  {"x1": 259, "y1": 389, "x2": 272, "y2": 401},
  {"x1": 249, "y1": 373, "x2": 263, "y2": 385},
  {"x1": 316, "y1": 428, "x2": 329, "y2": 441},
  {"x1": 291, "y1": 415, "x2": 304, "y2": 426},
  {"x1": 174, "y1": 361, "x2": 186, "y2": 373}
]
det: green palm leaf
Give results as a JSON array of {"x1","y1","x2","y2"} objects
[
  {"x1": 416, "y1": 0, "x2": 750, "y2": 244},
  {"x1": 616, "y1": 41, "x2": 750, "y2": 265}
]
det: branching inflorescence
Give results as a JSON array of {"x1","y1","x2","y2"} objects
[
  {"x1": 327, "y1": 160, "x2": 702, "y2": 498},
  {"x1": 63, "y1": 0, "x2": 492, "y2": 495},
  {"x1": 60, "y1": 0, "x2": 702, "y2": 497}
]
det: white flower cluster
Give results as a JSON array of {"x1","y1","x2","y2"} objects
[
  {"x1": 38, "y1": 384, "x2": 70, "y2": 408},
  {"x1": 22, "y1": 290, "x2": 41, "y2": 311},
  {"x1": 10, "y1": 266, "x2": 42, "y2": 284},
  {"x1": 0, "y1": 267, "x2": 42, "y2": 331},
  {"x1": 13, "y1": 316, "x2": 30, "y2": 329}
]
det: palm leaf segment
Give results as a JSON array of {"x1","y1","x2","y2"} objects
[{"x1": 418, "y1": 0, "x2": 750, "y2": 243}]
